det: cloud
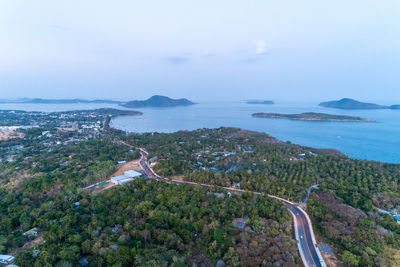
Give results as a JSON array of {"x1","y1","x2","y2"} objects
[
  {"x1": 253, "y1": 40, "x2": 270, "y2": 55},
  {"x1": 166, "y1": 56, "x2": 188, "y2": 64}
]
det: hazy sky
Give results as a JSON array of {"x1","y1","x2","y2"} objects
[{"x1": 1, "y1": 0, "x2": 400, "y2": 102}]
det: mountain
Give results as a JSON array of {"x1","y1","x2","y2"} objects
[
  {"x1": 121, "y1": 95, "x2": 195, "y2": 108},
  {"x1": 390, "y1": 105, "x2": 400, "y2": 110},
  {"x1": 246, "y1": 100, "x2": 274, "y2": 105},
  {"x1": 319, "y1": 98, "x2": 389, "y2": 110},
  {"x1": 0, "y1": 98, "x2": 123, "y2": 104}
]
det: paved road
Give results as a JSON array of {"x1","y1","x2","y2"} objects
[
  {"x1": 135, "y1": 146, "x2": 325, "y2": 267},
  {"x1": 279, "y1": 199, "x2": 324, "y2": 267}
]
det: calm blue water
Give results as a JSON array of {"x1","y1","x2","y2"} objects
[
  {"x1": 110, "y1": 101, "x2": 400, "y2": 164},
  {"x1": 1, "y1": 101, "x2": 399, "y2": 163}
]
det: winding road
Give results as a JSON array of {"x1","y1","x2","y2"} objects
[{"x1": 122, "y1": 141, "x2": 326, "y2": 267}]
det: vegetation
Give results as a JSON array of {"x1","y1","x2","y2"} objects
[
  {"x1": 319, "y1": 98, "x2": 400, "y2": 110},
  {"x1": 252, "y1": 112, "x2": 374, "y2": 122},
  {"x1": 121, "y1": 95, "x2": 195, "y2": 108},
  {"x1": 13, "y1": 181, "x2": 297, "y2": 266},
  {"x1": 1, "y1": 117, "x2": 400, "y2": 266},
  {"x1": 124, "y1": 127, "x2": 400, "y2": 265},
  {"x1": 0, "y1": 98, "x2": 123, "y2": 104}
]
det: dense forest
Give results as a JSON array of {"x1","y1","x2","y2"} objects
[
  {"x1": 1, "y1": 126, "x2": 400, "y2": 266},
  {"x1": 123, "y1": 127, "x2": 400, "y2": 266}
]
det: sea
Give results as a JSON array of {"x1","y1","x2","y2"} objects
[{"x1": 1, "y1": 101, "x2": 400, "y2": 164}]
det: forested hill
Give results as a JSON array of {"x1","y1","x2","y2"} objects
[
  {"x1": 121, "y1": 95, "x2": 195, "y2": 108},
  {"x1": 252, "y1": 112, "x2": 374, "y2": 122},
  {"x1": 319, "y1": 98, "x2": 400, "y2": 110},
  {"x1": 1, "y1": 125, "x2": 400, "y2": 266}
]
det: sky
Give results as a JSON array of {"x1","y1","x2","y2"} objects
[{"x1": 0, "y1": 0, "x2": 400, "y2": 103}]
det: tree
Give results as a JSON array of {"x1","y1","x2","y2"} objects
[{"x1": 342, "y1": 251, "x2": 360, "y2": 266}]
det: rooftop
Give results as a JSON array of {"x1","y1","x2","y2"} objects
[
  {"x1": 0, "y1": 254, "x2": 15, "y2": 263},
  {"x1": 124, "y1": 170, "x2": 142, "y2": 178}
]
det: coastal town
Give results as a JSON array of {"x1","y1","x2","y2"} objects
[{"x1": 1, "y1": 110, "x2": 400, "y2": 266}]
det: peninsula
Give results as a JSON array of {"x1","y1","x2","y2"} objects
[
  {"x1": 252, "y1": 112, "x2": 375, "y2": 122},
  {"x1": 0, "y1": 98, "x2": 123, "y2": 104},
  {"x1": 319, "y1": 98, "x2": 400, "y2": 110},
  {"x1": 246, "y1": 100, "x2": 274, "y2": 105},
  {"x1": 121, "y1": 95, "x2": 195, "y2": 108}
]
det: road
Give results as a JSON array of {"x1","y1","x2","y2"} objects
[
  {"x1": 301, "y1": 184, "x2": 319, "y2": 205},
  {"x1": 130, "y1": 144, "x2": 326, "y2": 267},
  {"x1": 279, "y1": 199, "x2": 325, "y2": 267}
]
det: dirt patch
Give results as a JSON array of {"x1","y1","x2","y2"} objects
[
  {"x1": 170, "y1": 175, "x2": 184, "y2": 181},
  {"x1": 0, "y1": 131, "x2": 24, "y2": 140},
  {"x1": 23, "y1": 232, "x2": 46, "y2": 249},
  {"x1": 4, "y1": 172, "x2": 39, "y2": 189},
  {"x1": 11, "y1": 232, "x2": 46, "y2": 256},
  {"x1": 321, "y1": 251, "x2": 341, "y2": 267},
  {"x1": 109, "y1": 159, "x2": 141, "y2": 178}
]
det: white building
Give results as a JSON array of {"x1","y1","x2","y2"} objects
[
  {"x1": 111, "y1": 170, "x2": 142, "y2": 185},
  {"x1": 124, "y1": 170, "x2": 142, "y2": 178},
  {"x1": 111, "y1": 175, "x2": 133, "y2": 185},
  {"x1": 0, "y1": 255, "x2": 15, "y2": 264}
]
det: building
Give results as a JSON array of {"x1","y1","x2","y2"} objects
[
  {"x1": 124, "y1": 170, "x2": 142, "y2": 178},
  {"x1": 23, "y1": 228, "x2": 38, "y2": 238},
  {"x1": 149, "y1": 162, "x2": 158, "y2": 167},
  {"x1": 0, "y1": 255, "x2": 15, "y2": 264},
  {"x1": 111, "y1": 175, "x2": 133, "y2": 185},
  {"x1": 111, "y1": 170, "x2": 142, "y2": 185}
]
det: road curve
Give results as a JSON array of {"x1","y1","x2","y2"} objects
[
  {"x1": 279, "y1": 199, "x2": 325, "y2": 267},
  {"x1": 132, "y1": 146, "x2": 326, "y2": 267}
]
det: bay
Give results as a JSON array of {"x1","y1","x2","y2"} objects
[
  {"x1": 110, "y1": 101, "x2": 400, "y2": 164},
  {"x1": 1, "y1": 101, "x2": 399, "y2": 163}
]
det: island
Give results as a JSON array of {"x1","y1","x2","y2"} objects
[
  {"x1": 0, "y1": 98, "x2": 123, "y2": 104},
  {"x1": 246, "y1": 100, "x2": 274, "y2": 105},
  {"x1": 319, "y1": 98, "x2": 400, "y2": 110},
  {"x1": 252, "y1": 112, "x2": 375, "y2": 122},
  {"x1": 120, "y1": 95, "x2": 195, "y2": 108}
]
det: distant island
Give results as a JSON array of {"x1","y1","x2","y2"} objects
[
  {"x1": 0, "y1": 98, "x2": 123, "y2": 104},
  {"x1": 319, "y1": 98, "x2": 400, "y2": 110},
  {"x1": 246, "y1": 100, "x2": 274, "y2": 105},
  {"x1": 252, "y1": 112, "x2": 375, "y2": 122},
  {"x1": 121, "y1": 95, "x2": 195, "y2": 108}
]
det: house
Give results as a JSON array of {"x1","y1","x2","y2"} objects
[
  {"x1": 23, "y1": 228, "x2": 38, "y2": 238},
  {"x1": 0, "y1": 255, "x2": 15, "y2": 264},
  {"x1": 234, "y1": 215, "x2": 249, "y2": 230},
  {"x1": 117, "y1": 160, "x2": 127, "y2": 166},
  {"x1": 149, "y1": 162, "x2": 158, "y2": 167}
]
